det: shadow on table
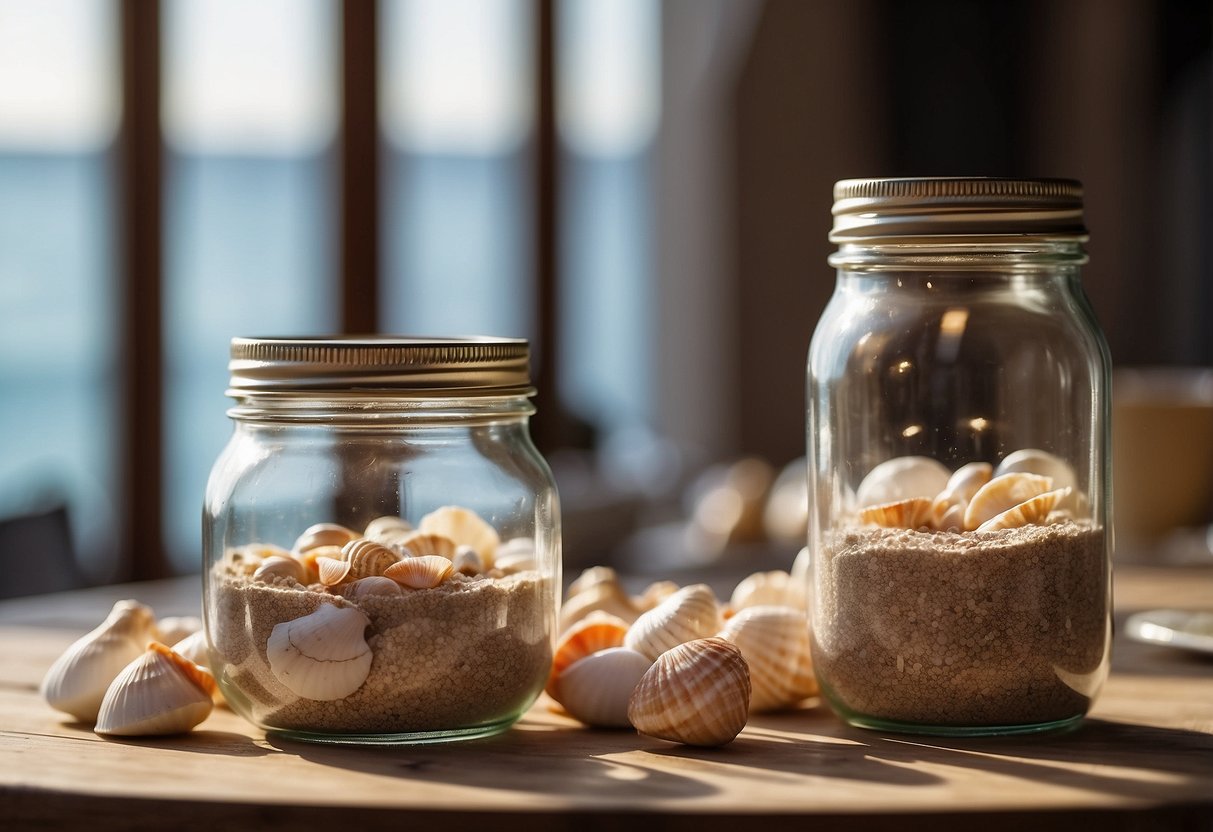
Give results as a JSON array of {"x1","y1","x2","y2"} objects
[{"x1": 89, "y1": 728, "x2": 275, "y2": 758}]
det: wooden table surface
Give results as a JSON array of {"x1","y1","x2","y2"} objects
[{"x1": 2, "y1": 565, "x2": 1211, "y2": 831}]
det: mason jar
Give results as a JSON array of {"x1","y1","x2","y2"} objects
[
  {"x1": 202, "y1": 337, "x2": 560, "y2": 745},
  {"x1": 807, "y1": 178, "x2": 1112, "y2": 736}
]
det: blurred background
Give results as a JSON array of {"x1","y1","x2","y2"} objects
[{"x1": 0, "y1": 0, "x2": 1209, "y2": 596}]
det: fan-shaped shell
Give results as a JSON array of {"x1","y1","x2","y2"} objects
[
  {"x1": 855, "y1": 456, "x2": 951, "y2": 509},
  {"x1": 860, "y1": 497, "x2": 933, "y2": 529},
  {"x1": 384, "y1": 555, "x2": 454, "y2": 589},
  {"x1": 363, "y1": 515, "x2": 413, "y2": 543},
  {"x1": 451, "y1": 545, "x2": 484, "y2": 576},
  {"x1": 295, "y1": 544, "x2": 344, "y2": 583},
  {"x1": 559, "y1": 580, "x2": 640, "y2": 633},
  {"x1": 568, "y1": 565, "x2": 619, "y2": 599},
  {"x1": 494, "y1": 537, "x2": 537, "y2": 573},
  {"x1": 995, "y1": 449, "x2": 1076, "y2": 492},
  {"x1": 266, "y1": 604, "x2": 372, "y2": 701},
  {"x1": 155, "y1": 616, "x2": 201, "y2": 646},
  {"x1": 929, "y1": 461, "x2": 993, "y2": 531},
  {"x1": 977, "y1": 487, "x2": 1071, "y2": 532},
  {"x1": 95, "y1": 642, "x2": 216, "y2": 736},
  {"x1": 624, "y1": 584, "x2": 722, "y2": 662},
  {"x1": 719, "y1": 605, "x2": 817, "y2": 712},
  {"x1": 731, "y1": 570, "x2": 806, "y2": 612},
  {"x1": 547, "y1": 612, "x2": 630, "y2": 695},
  {"x1": 339, "y1": 575, "x2": 404, "y2": 600},
  {"x1": 551, "y1": 647, "x2": 651, "y2": 727},
  {"x1": 292, "y1": 523, "x2": 359, "y2": 554},
  {"x1": 254, "y1": 556, "x2": 308, "y2": 585},
  {"x1": 963, "y1": 472, "x2": 1053, "y2": 531},
  {"x1": 627, "y1": 637, "x2": 751, "y2": 746},
  {"x1": 418, "y1": 506, "x2": 500, "y2": 564},
  {"x1": 392, "y1": 531, "x2": 459, "y2": 559},
  {"x1": 40, "y1": 599, "x2": 159, "y2": 722}
]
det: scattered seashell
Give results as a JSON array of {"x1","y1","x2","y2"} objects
[
  {"x1": 635, "y1": 580, "x2": 680, "y2": 612},
  {"x1": 41, "y1": 600, "x2": 159, "y2": 722},
  {"x1": 294, "y1": 544, "x2": 344, "y2": 583},
  {"x1": 392, "y1": 531, "x2": 459, "y2": 559},
  {"x1": 855, "y1": 456, "x2": 951, "y2": 509},
  {"x1": 172, "y1": 630, "x2": 225, "y2": 706},
  {"x1": 731, "y1": 570, "x2": 806, "y2": 612},
  {"x1": 624, "y1": 584, "x2": 722, "y2": 663},
  {"x1": 155, "y1": 616, "x2": 202, "y2": 646},
  {"x1": 859, "y1": 497, "x2": 933, "y2": 529},
  {"x1": 559, "y1": 580, "x2": 641, "y2": 633},
  {"x1": 449, "y1": 545, "x2": 483, "y2": 576},
  {"x1": 929, "y1": 461, "x2": 993, "y2": 531},
  {"x1": 494, "y1": 537, "x2": 537, "y2": 573},
  {"x1": 567, "y1": 566, "x2": 619, "y2": 599},
  {"x1": 791, "y1": 545, "x2": 812, "y2": 585},
  {"x1": 763, "y1": 456, "x2": 809, "y2": 544},
  {"x1": 266, "y1": 604, "x2": 372, "y2": 701},
  {"x1": 977, "y1": 488, "x2": 1071, "y2": 532},
  {"x1": 719, "y1": 605, "x2": 817, "y2": 712},
  {"x1": 95, "y1": 642, "x2": 216, "y2": 737},
  {"x1": 550, "y1": 647, "x2": 652, "y2": 728},
  {"x1": 628, "y1": 637, "x2": 751, "y2": 747},
  {"x1": 547, "y1": 612, "x2": 631, "y2": 695},
  {"x1": 363, "y1": 515, "x2": 413, "y2": 543},
  {"x1": 253, "y1": 556, "x2": 308, "y2": 585},
  {"x1": 384, "y1": 555, "x2": 454, "y2": 589},
  {"x1": 339, "y1": 576, "x2": 404, "y2": 600},
  {"x1": 292, "y1": 523, "x2": 359, "y2": 554},
  {"x1": 963, "y1": 472, "x2": 1053, "y2": 531},
  {"x1": 418, "y1": 506, "x2": 500, "y2": 564}
]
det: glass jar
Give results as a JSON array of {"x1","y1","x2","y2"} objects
[
  {"x1": 202, "y1": 337, "x2": 560, "y2": 745},
  {"x1": 807, "y1": 178, "x2": 1112, "y2": 736}
]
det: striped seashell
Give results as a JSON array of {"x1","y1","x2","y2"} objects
[
  {"x1": 295, "y1": 544, "x2": 344, "y2": 584},
  {"x1": 568, "y1": 566, "x2": 619, "y2": 599},
  {"x1": 95, "y1": 642, "x2": 216, "y2": 737},
  {"x1": 292, "y1": 523, "x2": 359, "y2": 554},
  {"x1": 624, "y1": 584, "x2": 722, "y2": 663},
  {"x1": 731, "y1": 570, "x2": 806, "y2": 612},
  {"x1": 338, "y1": 576, "x2": 404, "y2": 600},
  {"x1": 341, "y1": 538, "x2": 401, "y2": 578},
  {"x1": 384, "y1": 555, "x2": 454, "y2": 589},
  {"x1": 451, "y1": 545, "x2": 484, "y2": 576},
  {"x1": 856, "y1": 456, "x2": 951, "y2": 509},
  {"x1": 977, "y1": 487, "x2": 1071, "y2": 532},
  {"x1": 392, "y1": 531, "x2": 459, "y2": 559},
  {"x1": 547, "y1": 612, "x2": 631, "y2": 695},
  {"x1": 559, "y1": 580, "x2": 641, "y2": 633},
  {"x1": 253, "y1": 556, "x2": 308, "y2": 585},
  {"x1": 634, "y1": 580, "x2": 680, "y2": 612},
  {"x1": 266, "y1": 604, "x2": 372, "y2": 701},
  {"x1": 930, "y1": 461, "x2": 993, "y2": 531},
  {"x1": 418, "y1": 506, "x2": 500, "y2": 564},
  {"x1": 964, "y1": 472, "x2": 1053, "y2": 531},
  {"x1": 719, "y1": 605, "x2": 817, "y2": 712},
  {"x1": 627, "y1": 637, "x2": 751, "y2": 747},
  {"x1": 362, "y1": 515, "x2": 413, "y2": 543},
  {"x1": 550, "y1": 647, "x2": 651, "y2": 728},
  {"x1": 859, "y1": 497, "x2": 933, "y2": 529}
]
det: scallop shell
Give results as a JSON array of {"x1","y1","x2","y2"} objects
[
  {"x1": 94, "y1": 642, "x2": 216, "y2": 736},
  {"x1": 559, "y1": 580, "x2": 641, "y2": 633},
  {"x1": 341, "y1": 538, "x2": 401, "y2": 579},
  {"x1": 855, "y1": 456, "x2": 951, "y2": 509},
  {"x1": 635, "y1": 581, "x2": 680, "y2": 612},
  {"x1": 384, "y1": 555, "x2": 454, "y2": 589},
  {"x1": 551, "y1": 647, "x2": 651, "y2": 728},
  {"x1": 40, "y1": 599, "x2": 159, "y2": 722},
  {"x1": 996, "y1": 448, "x2": 1084, "y2": 514},
  {"x1": 627, "y1": 637, "x2": 751, "y2": 746},
  {"x1": 977, "y1": 487, "x2": 1071, "y2": 532},
  {"x1": 963, "y1": 472, "x2": 1054, "y2": 531},
  {"x1": 451, "y1": 545, "x2": 484, "y2": 576},
  {"x1": 624, "y1": 584, "x2": 722, "y2": 663},
  {"x1": 731, "y1": 570, "x2": 806, "y2": 612},
  {"x1": 547, "y1": 612, "x2": 630, "y2": 695},
  {"x1": 494, "y1": 537, "x2": 537, "y2": 573},
  {"x1": 567, "y1": 566, "x2": 619, "y2": 599},
  {"x1": 392, "y1": 531, "x2": 459, "y2": 559},
  {"x1": 363, "y1": 515, "x2": 413, "y2": 543},
  {"x1": 295, "y1": 544, "x2": 345, "y2": 583},
  {"x1": 171, "y1": 630, "x2": 225, "y2": 705},
  {"x1": 292, "y1": 523, "x2": 359, "y2": 554},
  {"x1": 719, "y1": 605, "x2": 817, "y2": 712},
  {"x1": 339, "y1": 576, "x2": 404, "y2": 600},
  {"x1": 154, "y1": 616, "x2": 202, "y2": 646},
  {"x1": 266, "y1": 604, "x2": 372, "y2": 701},
  {"x1": 418, "y1": 506, "x2": 500, "y2": 564},
  {"x1": 253, "y1": 556, "x2": 309, "y2": 585},
  {"x1": 859, "y1": 497, "x2": 933, "y2": 529},
  {"x1": 929, "y1": 461, "x2": 993, "y2": 531}
]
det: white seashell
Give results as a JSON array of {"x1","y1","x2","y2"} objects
[
  {"x1": 762, "y1": 456, "x2": 809, "y2": 544},
  {"x1": 559, "y1": 580, "x2": 640, "y2": 633},
  {"x1": 567, "y1": 566, "x2": 619, "y2": 599},
  {"x1": 154, "y1": 616, "x2": 202, "y2": 646},
  {"x1": 719, "y1": 605, "x2": 817, "y2": 712},
  {"x1": 859, "y1": 497, "x2": 933, "y2": 529},
  {"x1": 634, "y1": 581, "x2": 680, "y2": 612},
  {"x1": 384, "y1": 555, "x2": 454, "y2": 589},
  {"x1": 731, "y1": 570, "x2": 806, "y2": 612},
  {"x1": 171, "y1": 630, "x2": 225, "y2": 706},
  {"x1": 964, "y1": 472, "x2": 1054, "y2": 531},
  {"x1": 253, "y1": 556, "x2": 308, "y2": 585},
  {"x1": 995, "y1": 448, "x2": 1084, "y2": 514},
  {"x1": 548, "y1": 611, "x2": 631, "y2": 694},
  {"x1": 551, "y1": 647, "x2": 651, "y2": 728},
  {"x1": 363, "y1": 515, "x2": 413, "y2": 543},
  {"x1": 292, "y1": 523, "x2": 359, "y2": 554},
  {"x1": 627, "y1": 637, "x2": 751, "y2": 746},
  {"x1": 418, "y1": 506, "x2": 500, "y2": 564},
  {"x1": 930, "y1": 461, "x2": 993, "y2": 531},
  {"x1": 855, "y1": 456, "x2": 951, "y2": 509},
  {"x1": 451, "y1": 545, "x2": 484, "y2": 576},
  {"x1": 95, "y1": 642, "x2": 216, "y2": 736},
  {"x1": 224, "y1": 544, "x2": 289, "y2": 576},
  {"x1": 392, "y1": 531, "x2": 459, "y2": 559},
  {"x1": 339, "y1": 576, "x2": 403, "y2": 600},
  {"x1": 266, "y1": 604, "x2": 372, "y2": 701},
  {"x1": 977, "y1": 488, "x2": 1071, "y2": 532},
  {"x1": 494, "y1": 537, "x2": 537, "y2": 573},
  {"x1": 40, "y1": 600, "x2": 159, "y2": 722},
  {"x1": 624, "y1": 584, "x2": 722, "y2": 663}
]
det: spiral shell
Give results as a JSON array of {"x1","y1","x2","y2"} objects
[
  {"x1": 418, "y1": 506, "x2": 500, "y2": 564},
  {"x1": 392, "y1": 531, "x2": 459, "y2": 559},
  {"x1": 41, "y1": 599, "x2": 159, "y2": 723},
  {"x1": 977, "y1": 487, "x2": 1072, "y2": 532},
  {"x1": 624, "y1": 584, "x2": 721, "y2": 663},
  {"x1": 859, "y1": 497, "x2": 933, "y2": 529},
  {"x1": 95, "y1": 642, "x2": 216, "y2": 737},
  {"x1": 341, "y1": 538, "x2": 401, "y2": 581},
  {"x1": 929, "y1": 461, "x2": 993, "y2": 531},
  {"x1": 719, "y1": 605, "x2": 817, "y2": 712},
  {"x1": 856, "y1": 456, "x2": 951, "y2": 509},
  {"x1": 253, "y1": 556, "x2": 308, "y2": 585},
  {"x1": 266, "y1": 604, "x2": 372, "y2": 701},
  {"x1": 730, "y1": 570, "x2": 805, "y2": 612},
  {"x1": 628, "y1": 637, "x2": 751, "y2": 746},
  {"x1": 384, "y1": 555, "x2": 454, "y2": 589},
  {"x1": 547, "y1": 612, "x2": 630, "y2": 695},
  {"x1": 551, "y1": 647, "x2": 651, "y2": 728},
  {"x1": 963, "y1": 472, "x2": 1054, "y2": 531},
  {"x1": 292, "y1": 523, "x2": 359, "y2": 554}
]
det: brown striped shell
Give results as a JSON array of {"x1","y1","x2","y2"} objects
[
  {"x1": 384, "y1": 555, "x2": 454, "y2": 589},
  {"x1": 859, "y1": 497, "x2": 933, "y2": 529}
]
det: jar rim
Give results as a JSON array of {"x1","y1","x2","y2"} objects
[{"x1": 228, "y1": 336, "x2": 533, "y2": 397}]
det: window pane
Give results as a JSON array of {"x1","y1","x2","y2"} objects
[
  {"x1": 380, "y1": 0, "x2": 533, "y2": 339},
  {"x1": 0, "y1": 0, "x2": 119, "y2": 584},
  {"x1": 163, "y1": 0, "x2": 338, "y2": 571}
]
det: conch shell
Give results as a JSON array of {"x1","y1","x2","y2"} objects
[
  {"x1": 628, "y1": 637, "x2": 751, "y2": 747},
  {"x1": 929, "y1": 461, "x2": 993, "y2": 531},
  {"x1": 550, "y1": 647, "x2": 651, "y2": 728},
  {"x1": 292, "y1": 523, "x2": 359, "y2": 554},
  {"x1": 963, "y1": 472, "x2": 1053, "y2": 530},
  {"x1": 253, "y1": 556, "x2": 308, "y2": 585},
  {"x1": 266, "y1": 604, "x2": 372, "y2": 701},
  {"x1": 384, "y1": 555, "x2": 454, "y2": 589},
  {"x1": 719, "y1": 605, "x2": 817, "y2": 712},
  {"x1": 730, "y1": 570, "x2": 806, "y2": 612},
  {"x1": 623, "y1": 584, "x2": 721, "y2": 662},
  {"x1": 95, "y1": 642, "x2": 216, "y2": 736},
  {"x1": 392, "y1": 531, "x2": 458, "y2": 560},
  {"x1": 977, "y1": 487, "x2": 1071, "y2": 532},
  {"x1": 855, "y1": 456, "x2": 951, "y2": 508},
  {"x1": 418, "y1": 506, "x2": 500, "y2": 564},
  {"x1": 547, "y1": 611, "x2": 630, "y2": 695},
  {"x1": 859, "y1": 497, "x2": 933, "y2": 529},
  {"x1": 40, "y1": 599, "x2": 159, "y2": 722}
]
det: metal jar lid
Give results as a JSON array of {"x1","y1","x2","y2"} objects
[
  {"x1": 830, "y1": 177, "x2": 1087, "y2": 242},
  {"x1": 228, "y1": 336, "x2": 532, "y2": 396}
]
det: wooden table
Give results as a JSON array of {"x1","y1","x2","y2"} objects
[{"x1": 2, "y1": 566, "x2": 1211, "y2": 831}]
